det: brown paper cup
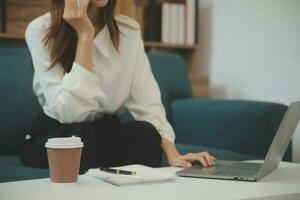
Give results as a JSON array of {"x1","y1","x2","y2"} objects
[
  {"x1": 45, "y1": 136, "x2": 84, "y2": 183},
  {"x1": 47, "y1": 147, "x2": 82, "y2": 183}
]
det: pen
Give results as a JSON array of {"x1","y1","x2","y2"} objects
[{"x1": 99, "y1": 167, "x2": 137, "y2": 175}]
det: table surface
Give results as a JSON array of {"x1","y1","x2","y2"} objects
[{"x1": 0, "y1": 161, "x2": 300, "y2": 200}]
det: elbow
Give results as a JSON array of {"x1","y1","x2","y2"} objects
[
  {"x1": 45, "y1": 87, "x2": 101, "y2": 124},
  {"x1": 47, "y1": 100, "x2": 94, "y2": 124},
  {"x1": 47, "y1": 105, "x2": 85, "y2": 124},
  {"x1": 52, "y1": 107, "x2": 88, "y2": 124}
]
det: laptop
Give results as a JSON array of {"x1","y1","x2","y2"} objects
[{"x1": 176, "y1": 101, "x2": 300, "y2": 182}]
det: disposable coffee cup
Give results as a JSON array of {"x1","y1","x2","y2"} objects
[{"x1": 45, "y1": 136, "x2": 84, "y2": 183}]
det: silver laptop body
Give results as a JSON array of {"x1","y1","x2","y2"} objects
[{"x1": 176, "y1": 101, "x2": 300, "y2": 182}]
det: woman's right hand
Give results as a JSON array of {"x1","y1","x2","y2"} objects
[
  {"x1": 63, "y1": 0, "x2": 94, "y2": 70},
  {"x1": 63, "y1": 0, "x2": 94, "y2": 40}
]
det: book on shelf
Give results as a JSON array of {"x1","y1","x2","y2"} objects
[
  {"x1": 194, "y1": 0, "x2": 199, "y2": 44},
  {"x1": 178, "y1": 3, "x2": 185, "y2": 44},
  {"x1": 145, "y1": 0, "x2": 160, "y2": 41},
  {"x1": 169, "y1": 3, "x2": 177, "y2": 44},
  {"x1": 161, "y1": 3, "x2": 170, "y2": 43},
  {"x1": 161, "y1": 0, "x2": 197, "y2": 45},
  {"x1": 186, "y1": 0, "x2": 196, "y2": 45},
  {"x1": 0, "y1": 0, "x2": 6, "y2": 33},
  {"x1": 114, "y1": 0, "x2": 198, "y2": 45}
]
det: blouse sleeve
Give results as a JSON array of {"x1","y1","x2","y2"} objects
[
  {"x1": 125, "y1": 36, "x2": 176, "y2": 143},
  {"x1": 25, "y1": 20, "x2": 106, "y2": 123}
]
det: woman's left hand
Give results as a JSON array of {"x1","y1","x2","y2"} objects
[{"x1": 168, "y1": 152, "x2": 217, "y2": 168}]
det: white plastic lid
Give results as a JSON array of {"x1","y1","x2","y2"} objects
[{"x1": 45, "y1": 136, "x2": 84, "y2": 149}]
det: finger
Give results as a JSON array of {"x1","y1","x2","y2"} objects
[
  {"x1": 200, "y1": 152, "x2": 213, "y2": 166},
  {"x1": 197, "y1": 156, "x2": 208, "y2": 167},
  {"x1": 171, "y1": 157, "x2": 192, "y2": 168},
  {"x1": 211, "y1": 156, "x2": 217, "y2": 165},
  {"x1": 177, "y1": 159, "x2": 192, "y2": 168},
  {"x1": 211, "y1": 155, "x2": 217, "y2": 160},
  {"x1": 75, "y1": 0, "x2": 81, "y2": 8},
  {"x1": 211, "y1": 156, "x2": 216, "y2": 165},
  {"x1": 69, "y1": 0, "x2": 77, "y2": 16},
  {"x1": 181, "y1": 153, "x2": 197, "y2": 162},
  {"x1": 65, "y1": 0, "x2": 71, "y2": 8},
  {"x1": 203, "y1": 152, "x2": 213, "y2": 166},
  {"x1": 82, "y1": 0, "x2": 89, "y2": 12},
  {"x1": 73, "y1": 0, "x2": 79, "y2": 10},
  {"x1": 64, "y1": 0, "x2": 70, "y2": 15}
]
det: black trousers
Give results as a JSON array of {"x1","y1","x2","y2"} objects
[{"x1": 20, "y1": 112, "x2": 162, "y2": 173}]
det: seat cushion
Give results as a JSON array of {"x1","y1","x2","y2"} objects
[{"x1": 0, "y1": 155, "x2": 49, "y2": 183}]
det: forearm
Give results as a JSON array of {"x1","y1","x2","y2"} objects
[
  {"x1": 75, "y1": 35, "x2": 94, "y2": 71},
  {"x1": 161, "y1": 138, "x2": 180, "y2": 162},
  {"x1": 63, "y1": 0, "x2": 94, "y2": 71}
]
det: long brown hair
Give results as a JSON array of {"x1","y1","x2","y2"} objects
[{"x1": 44, "y1": 0, "x2": 119, "y2": 73}]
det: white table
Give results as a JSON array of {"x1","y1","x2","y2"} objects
[{"x1": 0, "y1": 162, "x2": 300, "y2": 200}]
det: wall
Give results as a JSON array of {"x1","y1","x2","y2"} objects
[{"x1": 201, "y1": 0, "x2": 300, "y2": 162}]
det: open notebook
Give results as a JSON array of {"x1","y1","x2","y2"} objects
[{"x1": 86, "y1": 165, "x2": 176, "y2": 186}]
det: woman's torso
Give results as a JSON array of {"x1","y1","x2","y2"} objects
[{"x1": 30, "y1": 12, "x2": 143, "y2": 121}]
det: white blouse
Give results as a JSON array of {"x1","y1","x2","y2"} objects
[{"x1": 25, "y1": 13, "x2": 175, "y2": 143}]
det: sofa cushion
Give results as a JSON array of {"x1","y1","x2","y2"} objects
[
  {"x1": 0, "y1": 48, "x2": 41, "y2": 155},
  {"x1": 0, "y1": 155, "x2": 49, "y2": 183}
]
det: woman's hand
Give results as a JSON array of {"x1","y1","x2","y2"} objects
[
  {"x1": 161, "y1": 138, "x2": 217, "y2": 168},
  {"x1": 63, "y1": 0, "x2": 94, "y2": 70},
  {"x1": 168, "y1": 152, "x2": 217, "y2": 168},
  {"x1": 63, "y1": 0, "x2": 94, "y2": 39}
]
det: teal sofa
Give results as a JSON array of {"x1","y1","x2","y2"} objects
[{"x1": 0, "y1": 47, "x2": 291, "y2": 183}]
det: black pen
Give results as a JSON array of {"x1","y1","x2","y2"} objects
[{"x1": 99, "y1": 167, "x2": 137, "y2": 175}]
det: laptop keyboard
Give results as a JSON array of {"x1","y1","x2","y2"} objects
[{"x1": 213, "y1": 163, "x2": 262, "y2": 177}]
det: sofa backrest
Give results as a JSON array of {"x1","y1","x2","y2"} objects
[
  {"x1": 0, "y1": 48, "x2": 41, "y2": 155},
  {"x1": 147, "y1": 53, "x2": 193, "y2": 121},
  {"x1": 172, "y1": 99, "x2": 292, "y2": 161}
]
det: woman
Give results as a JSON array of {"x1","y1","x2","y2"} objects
[{"x1": 21, "y1": 0, "x2": 216, "y2": 172}]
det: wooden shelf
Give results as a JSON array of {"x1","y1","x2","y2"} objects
[
  {"x1": 0, "y1": 34, "x2": 199, "y2": 50},
  {"x1": 144, "y1": 41, "x2": 198, "y2": 50},
  {"x1": 0, "y1": 32, "x2": 24, "y2": 39},
  {"x1": 0, "y1": 0, "x2": 209, "y2": 98},
  {"x1": 189, "y1": 74, "x2": 209, "y2": 97}
]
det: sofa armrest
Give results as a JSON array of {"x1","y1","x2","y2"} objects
[{"x1": 171, "y1": 99, "x2": 292, "y2": 161}]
